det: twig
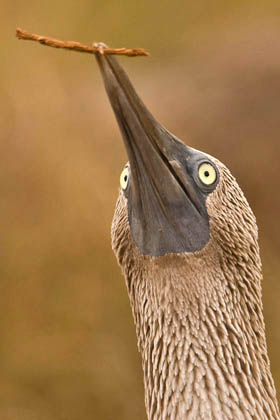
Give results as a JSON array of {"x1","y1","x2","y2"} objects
[{"x1": 16, "y1": 28, "x2": 150, "y2": 57}]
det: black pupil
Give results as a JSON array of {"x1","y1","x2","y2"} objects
[
  {"x1": 124, "y1": 175, "x2": 128, "y2": 182},
  {"x1": 204, "y1": 171, "x2": 210, "y2": 177}
]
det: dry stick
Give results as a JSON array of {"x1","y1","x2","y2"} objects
[{"x1": 16, "y1": 28, "x2": 150, "y2": 57}]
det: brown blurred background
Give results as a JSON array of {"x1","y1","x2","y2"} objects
[{"x1": 1, "y1": 1, "x2": 280, "y2": 419}]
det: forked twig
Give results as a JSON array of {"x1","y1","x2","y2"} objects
[{"x1": 16, "y1": 28, "x2": 150, "y2": 57}]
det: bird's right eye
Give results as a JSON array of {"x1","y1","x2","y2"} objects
[
  {"x1": 198, "y1": 162, "x2": 217, "y2": 186},
  {"x1": 120, "y1": 166, "x2": 129, "y2": 190}
]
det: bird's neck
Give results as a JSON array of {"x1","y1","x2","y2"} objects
[{"x1": 121, "y1": 247, "x2": 279, "y2": 420}]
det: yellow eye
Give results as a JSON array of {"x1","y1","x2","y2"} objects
[
  {"x1": 198, "y1": 163, "x2": 217, "y2": 185},
  {"x1": 120, "y1": 166, "x2": 129, "y2": 190}
]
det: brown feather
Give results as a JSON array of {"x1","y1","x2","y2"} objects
[{"x1": 112, "y1": 157, "x2": 279, "y2": 419}]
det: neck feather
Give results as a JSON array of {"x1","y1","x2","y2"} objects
[{"x1": 116, "y1": 240, "x2": 279, "y2": 419}]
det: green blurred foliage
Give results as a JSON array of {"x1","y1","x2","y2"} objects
[{"x1": 1, "y1": 1, "x2": 279, "y2": 418}]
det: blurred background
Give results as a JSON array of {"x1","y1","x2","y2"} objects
[{"x1": 1, "y1": 1, "x2": 280, "y2": 418}]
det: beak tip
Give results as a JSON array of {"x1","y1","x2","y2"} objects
[
  {"x1": 93, "y1": 42, "x2": 109, "y2": 63},
  {"x1": 93, "y1": 41, "x2": 108, "y2": 49}
]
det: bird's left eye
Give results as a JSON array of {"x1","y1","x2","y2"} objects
[
  {"x1": 198, "y1": 162, "x2": 217, "y2": 185},
  {"x1": 120, "y1": 166, "x2": 129, "y2": 190}
]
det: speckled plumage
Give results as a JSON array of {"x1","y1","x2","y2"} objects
[{"x1": 112, "y1": 157, "x2": 279, "y2": 419}]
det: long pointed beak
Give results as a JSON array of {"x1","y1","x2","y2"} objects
[{"x1": 95, "y1": 46, "x2": 210, "y2": 257}]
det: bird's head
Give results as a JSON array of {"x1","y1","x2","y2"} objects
[{"x1": 96, "y1": 49, "x2": 259, "y2": 269}]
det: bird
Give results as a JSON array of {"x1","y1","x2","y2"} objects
[{"x1": 95, "y1": 46, "x2": 280, "y2": 419}]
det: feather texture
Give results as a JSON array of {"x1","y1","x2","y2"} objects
[{"x1": 112, "y1": 158, "x2": 279, "y2": 419}]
